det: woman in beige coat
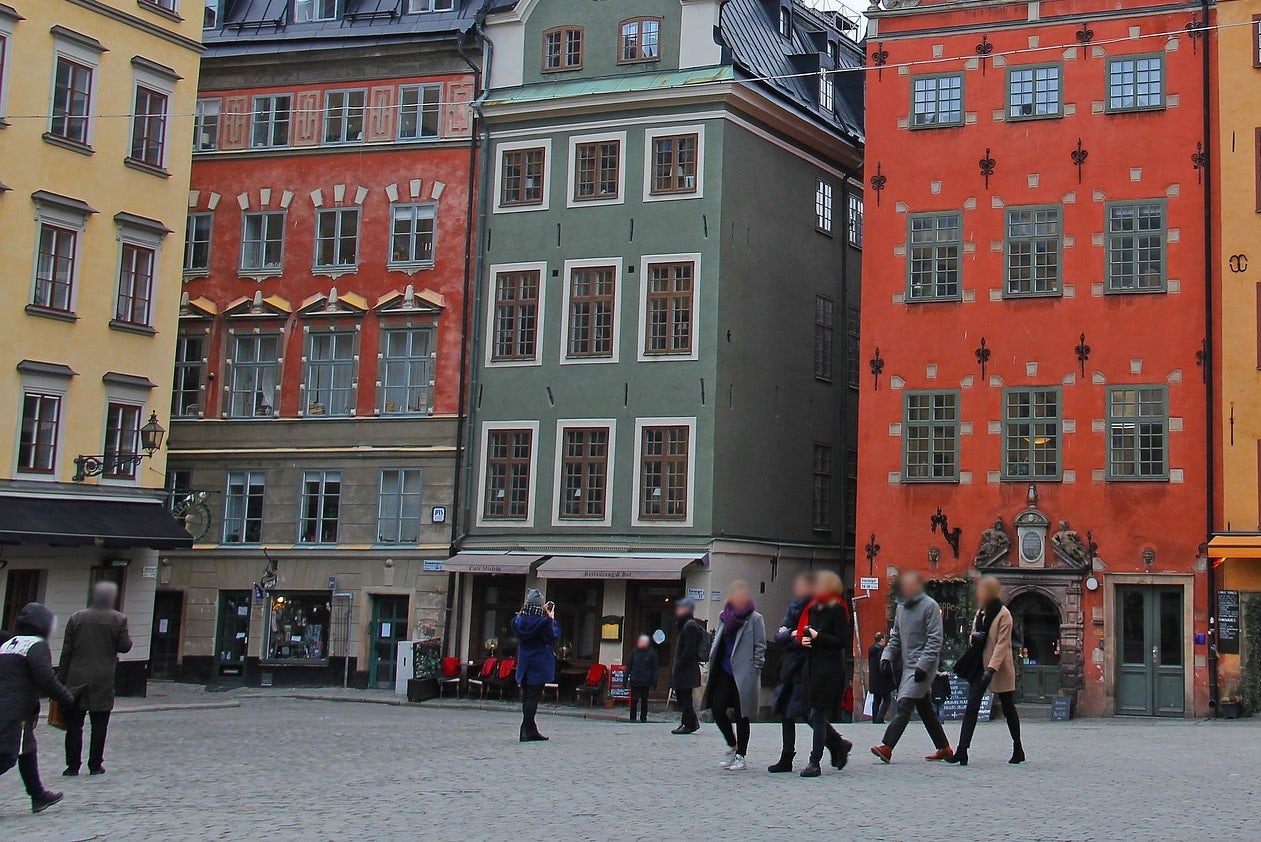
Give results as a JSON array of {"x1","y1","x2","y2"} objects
[{"x1": 947, "y1": 575, "x2": 1023, "y2": 766}]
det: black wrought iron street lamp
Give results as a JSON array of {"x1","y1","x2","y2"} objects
[{"x1": 73, "y1": 411, "x2": 165, "y2": 482}]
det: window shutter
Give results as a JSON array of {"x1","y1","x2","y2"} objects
[
  {"x1": 292, "y1": 91, "x2": 321, "y2": 147},
  {"x1": 441, "y1": 79, "x2": 474, "y2": 139},
  {"x1": 220, "y1": 94, "x2": 250, "y2": 150},
  {"x1": 367, "y1": 85, "x2": 395, "y2": 142}
]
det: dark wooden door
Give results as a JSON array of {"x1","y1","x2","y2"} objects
[{"x1": 150, "y1": 590, "x2": 183, "y2": 678}]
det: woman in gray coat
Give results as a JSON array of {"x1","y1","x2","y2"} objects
[{"x1": 701, "y1": 581, "x2": 765, "y2": 772}]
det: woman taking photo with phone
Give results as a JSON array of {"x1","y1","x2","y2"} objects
[
  {"x1": 703, "y1": 581, "x2": 766, "y2": 771},
  {"x1": 947, "y1": 575, "x2": 1023, "y2": 766},
  {"x1": 796, "y1": 570, "x2": 853, "y2": 777},
  {"x1": 513, "y1": 589, "x2": 560, "y2": 743}
]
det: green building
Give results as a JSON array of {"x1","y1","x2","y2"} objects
[{"x1": 450, "y1": 0, "x2": 864, "y2": 694}]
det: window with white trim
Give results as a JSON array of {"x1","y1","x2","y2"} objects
[
  {"x1": 33, "y1": 223, "x2": 77, "y2": 312},
  {"x1": 50, "y1": 56, "x2": 93, "y2": 145},
  {"x1": 492, "y1": 270, "x2": 540, "y2": 361},
  {"x1": 380, "y1": 328, "x2": 432, "y2": 415},
  {"x1": 240, "y1": 211, "x2": 285, "y2": 273},
  {"x1": 223, "y1": 470, "x2": 265, "y2": 543},
  {"x1": 389, "y1": 204, "x2": 435, "y2": 267},
  {"x1": 819, "y1": 70, "x2": 834, "y2": 112},
  {"x1": 644, "y1": 262, "x2": 694, "y2": 356},
  {"x1": 172, "y1": 333, "x2": 205, "y2": 418},
  {"x1": 298, "y1": 470, "x2": 341, "y2": 543},
  {"x1": 115, "y1": 243, "x2": 156, "y2": 327},
  {"x1": 314, "y1": 208, "x2": 359, "y2": 269},
  {"x1": 129, "y1": 85, "x2": 169, "y2": 168},
  {"x1": 294, "y1": 0, "x2": 338, "y2": 23},
  {"x1": 377, "y1": 469, "x2": 423, "y2": 543},
  {"x1": 102, "y1": 402, "x2": 142, "y2": 480},
  {"x1": 228, "y1": 334, "x2": 280, "y2": 418},
  {"x1": 398, "y1": 84, "x2": 440, "y2": 140},
  {"x1": 194, "y1": 98, "x2": 220, "y2": 152},
  {"x1": 559, "y1": 427, "x2": 610, "y2": 520},
  {"x1": 619, "y1": 17, "x2": 660, "y2": 63},
  {"x1": 251, "y1": 95, "x2": 291, "y2": 148},
  {"x1": 18, "y1": 393, "x2": 61, "y2": 474},
  {"x1": 404, "y1": 0, "x2": 453, "y2": 10},
  {"x1": 639, "y1": 424, "x2": 690, "y2": 521},
  {"x1": 500, "y1": 146, "x2": 546, "y2": 207},
  {"x1": 184, "y1": 213, "x2": 212, "y2": 273},
  {"x1": 304, "y1": 332, "x2": 355, "y2": 416},
  {"x1": 566, "y1": 265, "x2": 616, "y2": 359},
  {"x1": 848, "y1": 193, "x2": 864, "y2": 247},
  {"x1": 323, "y1": 89, "x2": 365, "y2": 144},
  {"x1": 815, "y1": 180, "x2": 833, "y2": 234},
  {"x1": 484, "y1": 429, "x2": 533, "y2": 520}
]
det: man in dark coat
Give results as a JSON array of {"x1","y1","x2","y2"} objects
[
  {"x1": 669, "y1": 597, "x2": 704, "y2": 735},
  {"x1": 59, "y1": 581, "x2": 132, "y2": 776},
  {"x1": 623, "y1": 635, "x2": 658, "y2": 723},
  {"x1": 0, "y1": 603, "x2": 77, "y2": 813},
  {"x1": 867, "y1": 632, "x2": 893, "y2": 724}
]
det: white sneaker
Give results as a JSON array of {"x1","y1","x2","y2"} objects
[
  {"x1": 720, "y1": 749, "x2": 737, "y2": 768},
  {"x1": 727, "y1": 754, "x2": 748, "y2": 771}
]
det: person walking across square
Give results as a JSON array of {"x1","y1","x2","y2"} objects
[{"x1": 59, "y1": 582, "x2": 131, "y2": 776}]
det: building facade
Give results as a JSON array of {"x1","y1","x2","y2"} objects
[
  {"x1": 451, "y1": 0, "x2": 864, "y2": 696},
  {"x1": 857, "y1": 0, "x2": 1212, "y2": 717},
  {"x1": 1208, "y1": 0, "x2": 1259, "y2": 708},
  {"x1": 162, "y1": 0, "x2": 482, "y2": 688},
  {"x1": 0, "y1": 0, "x2": 199, "y2": 693}
]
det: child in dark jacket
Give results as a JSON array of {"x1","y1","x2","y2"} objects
[{"x1": 624, "y1": 635, "x2": 658, "y2": 722}]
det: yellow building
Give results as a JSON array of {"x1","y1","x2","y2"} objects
[
  {"x1": 0, "y1": 0, "x2": 200, "y2": 692},
  {"x1": 1210, "y1": 0, "x2": 1261, "y2": 707}
]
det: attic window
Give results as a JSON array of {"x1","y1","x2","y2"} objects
[
  {"x1": 294, "y1": 0, "x2": 338, "y2": 23},
  {"x1": 779, "y1": 6, "x2": 792, "y2": 38}
]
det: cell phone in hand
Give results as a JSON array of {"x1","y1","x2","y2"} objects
[{"x1": 545, "y1": 601, "x2": 555, "y2": 612}]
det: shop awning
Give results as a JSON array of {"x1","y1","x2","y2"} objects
[
  {"x1": 442, "y1": 553, "x2": 542, "y2": 574},
  {"x1": 535, "y1": 555, "x2": 704, "y2": 581},
  {"x1": 0, "y1": 496, "x2": 192, "y2": 550},
  {"x1": 1208, "y1": 535, "x2": 1261, "y2": 559}
]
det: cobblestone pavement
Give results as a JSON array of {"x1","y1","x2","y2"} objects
[{"x1": 5, "y1": 698, "x2": 1258, "y2": 841}]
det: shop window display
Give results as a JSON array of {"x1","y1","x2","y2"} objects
[{"x1": 266, "y1": 593, "x2": 330, "y2": 661}]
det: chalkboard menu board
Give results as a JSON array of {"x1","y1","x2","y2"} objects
[
  {"x1": 609, "y1": 664, "x2": 630, "y2": 699},
  {"x1": 939, "y1": 674, "x2": 993, "y2": 721},
  {"x1": 1050, "y1": 694, "x2": 1072, "y2": 721},
  {"x1": 1218, "y1": 590, "x2": 1241, "y2": 655}
]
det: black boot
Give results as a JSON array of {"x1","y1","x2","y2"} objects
[
  {"x1": 946, "y1": 746, "x2": 969, "y2": 766},
  {"x1": 826, "y1": 735, "x2": 853, "y2": 769},
  {"x1": 800, "y1": 761, "x2": 822, "y2": 778},
  {"x1": 1009, "y1": 741, "x2": 1025, "y2": 764},
  {"x1": 767, "y1": 751, "x2": 795, "y2": 773},
  {"x1": 19, "y1": 755, "x2": 61, "y2": 813}
]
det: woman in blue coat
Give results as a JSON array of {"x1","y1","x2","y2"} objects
[{"x1": 512, "y1": 589, "x2": 560, "y2": 742}]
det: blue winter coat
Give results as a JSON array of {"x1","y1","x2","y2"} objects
[{"x1": 512, "y1": 613, "x2": 560, "y2": 686}]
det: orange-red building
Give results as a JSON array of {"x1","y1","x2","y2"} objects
[{"x1": 857, "y1": 0, "x2": 1212, "y2": 717}]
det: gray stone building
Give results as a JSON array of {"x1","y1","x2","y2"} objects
[{"x1": 450, "y1": 0, "x2": 865, "y2": 692}]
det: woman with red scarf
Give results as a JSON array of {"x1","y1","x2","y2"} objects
[{"x1": 796, "y1": 570, "x2": 854, "y2": 777}]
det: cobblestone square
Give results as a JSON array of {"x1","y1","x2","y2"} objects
[{"x1": 3, "y1": 697, "x2": 1258, "y2": 841}]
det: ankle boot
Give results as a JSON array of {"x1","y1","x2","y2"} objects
[
  {"x1": 799, "y1": 761, "x2": 821, "y2": 778},
  {"x1": 767, "y1": 751, "x2": 794, "y2": 773},
  {"x1": 946, "y1": 747, "x2": 969, "y2": 766},
  {"x1": 1009, "y1": 741, "x2": 1025, "y2": 764}
]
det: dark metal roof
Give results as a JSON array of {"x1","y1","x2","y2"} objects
[
  {"x1": 205, "y1": 0, "x2": 515, "y2": 55},
  {"x1": 720, "y1": 0, "x2": 865, "y2": 144}
]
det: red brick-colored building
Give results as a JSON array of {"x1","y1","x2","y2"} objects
[
  {"x1": 857, "y1": 0, "x2": 1211, "y2": 716},
  {"x1": 159, "y1": 3, "x2": 482, "y2": 689}
]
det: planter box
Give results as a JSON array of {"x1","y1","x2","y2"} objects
[
  {"x1": 407, "y1": 678, "x2": 438, "y2": 703},
  {"x1": 1220, "y1": 701, "x2": 1245, "y2": 720}
]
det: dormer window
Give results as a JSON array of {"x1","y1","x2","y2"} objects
[
  {"x1": 404, "y1": 0, "x2": 454, "y2": 11},
  {"x1": 544, "y1": 27, "x2": 584, "y2": 72},
  {"x1": 619, "y1": 17, "x2": 661, "y2": 63},
  {"x1": 294, "y1": 0, "x2": 338, "y2": 23},
  {"x1": 779, "y1": 5, "x2": 792, "y2": 38}
]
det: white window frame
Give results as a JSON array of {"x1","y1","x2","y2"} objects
[
  {"x1": 14, "y1": 366, "x2": 72, "y2": 479},
  {"x1": 129, "y1": 58, "x2": 177, "y2": 172},
  {"x1": 313, "y1": 206, "x2": 361, "y2": 272},
  {"x1": 566, "y1": 130, "x2": 627, "y2": 209},
  {"x1": 484, "y1": 261, "x2": 547, "y2": 369},
  {"x1": 493, "y1": 138, "x2": 552, "y2": 214},
  {"x1": 184, "y1": 212, "x2": 213, "y2": 275},
  {"x1": 30, "y1": 194, "x2": 92, "y2": 316},
  {"x1": 322, "y1": 88, "x2": 366, "y2": 145},
  {"x1": 631, "y1": 416, "x2": 697, "y2": 528},
  {"x1": 642, "y1": 124, "x2": 705, "y2": 203},
  {"x1": 112, "y1": 215, "x2": 168, "y2": 331},
  {"x1": 816, "y1": 180, "x2": 834, "y2": 234},
  {"x1": 194, "y1": 98, "x2": 221, "y2": 152},
  {"x1": 222, "y1": 470, "x2": 266, "y2": 544},
  {"x1": 403, "y1": 0, "x2": 454, "y2": 13},
  {"x1": 636, "y1": 252, "x2": 701, "y2": 362},
  {"x1": 227, "y1": 332, "x2": 282, "y2": 419},
  {"x1": 294, "y1": 0, "x2": 338, "y2": 23},
  {"x1": 376, "y1": 468, "x2": 424, "y2": 544},
  {"x1": 251, "y1": 94, "x2": 291, "y2": 149},
  {"x1": 560, "y1": 258, "x2": 622, "y2": 366},
  {"x1": 239, "y1": 210, "x2": 286, "y2": 277},
  {"x1": 100, "y1": 375, "x2": 155, "y2": 486},
  {"x1": 551, "y1": 419, "x2": 617, "y2": 528},
  {"x1": 397, "y1": 83, "x2": 441, "y2": 141},
  {"x1": 297, "y1": 469, "x2": 342, "y2": 544},
  {"x1": 474, "y1": 420, "x2": 540, "y2": 528},
  {"x1": 203, "y1": 0, "x2": 220, "y2": 29},
  {"x1": 48, "y1": 30, "x2": 103, "y2": 148},
  {"x1": 388, "y1": 203, "x2": 437, "y2": 269}
]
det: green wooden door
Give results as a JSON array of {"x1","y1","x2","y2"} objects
[
  {"x1": 369, "y1": 595, "x2": 410, "y2": 689},
  {"x1": 1116, "y1": 587, "x2": 1184, "y2": 716}
]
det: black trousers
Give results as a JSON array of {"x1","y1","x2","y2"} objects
[
  {"x1": 0, "y1": 752, "x2": 46, "y2": 798},
  {"x1": 709, "y1": 671, "x2": 749, "y2": 755},
  {"x1": 676, "y1": 688, "x2": 699, "y2": 729},
  {"x1": 628, "y1": 686, "x2": 650, "y2": 721},
  {"x1": 808, "y1": 707, "x2": 844, "y2": 764},
  {"x1": 957, "y1": 682, "x2": 1022, "y2": 751},
  {"x1": 65, "y1": 710, "x2": 110, "y2": 772},
  {"x1": 520, "y1": 684, "x2": 543, "y2": 737},
  {"x1": 881, "y1": 695, "x2": 949, "y2": 751},
  {"x1": 871, "y1": 692, "x2": 892, "y2": 724},
  {"x1": 780, "y1": 718, "x2": 797, "y2": 754}
]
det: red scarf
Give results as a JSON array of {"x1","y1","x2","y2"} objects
[{"x1": 796, "y1": 594, "x2": 849, "y2": 640}]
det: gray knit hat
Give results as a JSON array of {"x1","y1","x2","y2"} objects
[{"x1": 524, "y1": 588, "x2": 545, "y2": 608}]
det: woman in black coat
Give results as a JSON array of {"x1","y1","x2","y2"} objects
[
  {"x1": 624, "y1": 635, "x2": 658, "y2": 723},
  {"x1": 796, "y1": 571, "x2": 853, "y2": 778},
  {"x1": 867, "y1": 632, "x2": 892, "y2": 724},
  {"x1": 670, "y1": 598, "x2": 703, "y2": 734},
  {"x1": 768, "y1": 571, "x2": 814, "y2": 772}
]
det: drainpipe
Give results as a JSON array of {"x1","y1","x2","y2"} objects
[
  {"x1": 1199, "y1": 0, "x2": 1218, "y2": 713},
  {"x1": 443, "y1": 1, "x2": 495, "y2": 660}
]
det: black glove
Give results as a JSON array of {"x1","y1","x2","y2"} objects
[
  {"x1": 970, "y1": 630, "x2": 987, "y2": 646},
  {"x1": 880, "y1": 660, "x2": 895, "y2": 682},
  {"x1": 980, "y1": 668, "x2": 995, "y2": 690},
  {"x1": 913, "y1": 667, "x2": 927, "y2": 683}
]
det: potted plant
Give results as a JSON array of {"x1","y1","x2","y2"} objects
[{"x1": 1221, "y1": 679, "x2": 1245, "y2": 720}]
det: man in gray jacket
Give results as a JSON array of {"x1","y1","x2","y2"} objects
[{"x1": 870, "y1": 571, "x2": 954, "y2": 763}]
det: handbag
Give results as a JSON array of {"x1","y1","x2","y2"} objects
[{"x1": 47, "y1": 700, "x2": 69, "y2": 731}]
